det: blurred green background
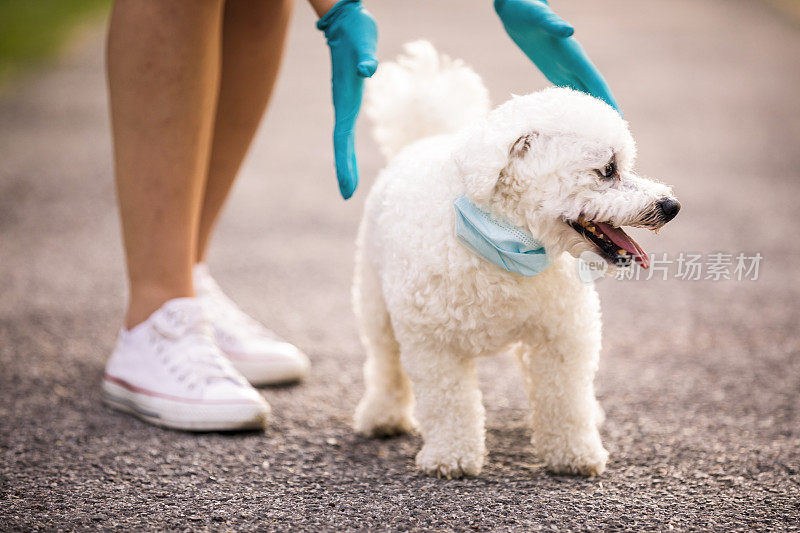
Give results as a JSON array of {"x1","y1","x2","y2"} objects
[
  {"x1": 0, "y1": 0, "x2": 110, "y2": 83},
  {"x1": 0, "y1": 0, "x2": 798, "y2": 87}
]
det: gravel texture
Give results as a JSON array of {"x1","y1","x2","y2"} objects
[{"x1": 1, "y1": 0, "x2": 799, "y2": 530}]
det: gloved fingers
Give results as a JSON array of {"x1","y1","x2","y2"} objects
[
  {"x1": 356, "y1": 58, "x2": 378, "y2": 78},
  {"x1": 317, "y1": 0, "x2": 377, "y2": 198},
  {"x1": 557, "y1": 39, "x2": 620, "y2": 113},
  {"x1": 496, "y1": 0, "x2": 574, "y2": 38},
  {"x1": 562, "y1": 75, "x2": 619, "y2": 115},
  {"x1": 353, "y1": 10, "x2": 378, "y2": 77},
  {"x1": 331, "y1": 70, "x2": 364, "y2": 199},
  {"x1": 574, "y1": 65, "x2": 620, "y2": 113},
  {"x1": 559, "y1": 75, "x2": 586, "y2": 94},
  {"x1": 333, "y1": 128, "x2": 358, "y2": 199},
  {"x1": 535, "y1": 4, "x2": 575, "y2": 38}
]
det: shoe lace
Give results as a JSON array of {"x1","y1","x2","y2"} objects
[
  {"x1": 199, "y1": 274, "x2": 278, "y2": 339},
  {"x1": 150, "y1": 307, "x2": 243, "y2": 390}
]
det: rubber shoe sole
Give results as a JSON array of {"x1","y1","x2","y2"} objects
[
  {"x1": 102, "y1": 378, "x2": 269, "y2": 432},
  {"x1": 228, "y1": 355, "x2": 310, "y2": 386}
]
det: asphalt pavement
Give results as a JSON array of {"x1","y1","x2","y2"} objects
[{"x1": 1, "y1": 0, "x2": 799, "y2": 530}]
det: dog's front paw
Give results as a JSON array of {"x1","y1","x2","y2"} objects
[
  {"x1": 354, "y1": 397, "x2": 416, "y2": 437},
  {"x1": 545, "y1": 452, "x2": 608, "y2": 477},
  {"x1": 415, "y1": 444, "x2": 484, "y2": 479},
  {"x1": 537, "y1": 432, "x2": 608, "y2": 477}
]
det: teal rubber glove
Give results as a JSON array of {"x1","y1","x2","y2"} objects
[
  {"x1": 316, "y1": 0, "x2": 378, "y2": 199},
  {"x1": 494, "y1": 0, "x2": 620, "y2": 113}
]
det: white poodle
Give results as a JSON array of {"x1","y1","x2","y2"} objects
[{"x1": 353, "y1": 41, "x2": 679, "y2": 478}]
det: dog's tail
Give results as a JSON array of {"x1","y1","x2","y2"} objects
[{"x1": 365, "y1": 40, "x2": 490, "y2": 160}]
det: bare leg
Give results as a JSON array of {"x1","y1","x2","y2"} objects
[
  {"x1": 195, "y1": 0, "x2": 294, "y2": 263},
  {"x1": 403, "y1": 347, "x2": 486, "y2": 478},
  {"x1": 353, "y1": 249, "x2": 415, "y2": 436},
  {"x1": 516, "y1": 283, "x2": 608, "y2": 476},
  {"x1": 107, "y1": 0, "x2": 223, "y2": 328}
]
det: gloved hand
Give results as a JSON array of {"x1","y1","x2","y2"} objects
[
  {"x1": 316, "y1": 0, "x2": 378, "y2": 199},
  {"x1": 494, "y1": 0, "x2": 620, "y2": 113}
]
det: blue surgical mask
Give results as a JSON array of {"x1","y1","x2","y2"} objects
[{"x1": 453, "y1": 195, "x2": 551, "y2": 277}]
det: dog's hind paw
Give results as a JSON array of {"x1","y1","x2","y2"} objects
[
  {"x1": 546, "y1": 458, "x2": 607, "y2": 477},
  {"x1": 534, "y1": 426, "x2": 609, "y2": 477},
  {"x1": 541, "y1": 443, "x2": 608, "y2": 477},
  {"x1": 415, "y1": 445, "x2": 484, "y2": 479},
  {"x1": 354, "y1": 400, "x2": 416, "y2": 437}
]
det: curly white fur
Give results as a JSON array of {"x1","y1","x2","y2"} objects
[{"x1": 354, "y1": 41, "x2": 677, "y2": 478}]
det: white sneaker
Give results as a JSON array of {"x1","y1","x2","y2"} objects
[
  {"x1": 193, "y1": 263, "x2": 310, "y2": 386},
  {"x1": 103, "y1": 297, "x2": 270, "y2": 431}
]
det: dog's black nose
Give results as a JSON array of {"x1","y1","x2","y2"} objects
[{"x1": 658, "y1": 197, "x2": 681, "y2": 222}]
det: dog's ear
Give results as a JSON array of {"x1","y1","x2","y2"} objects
[
  {"x1": 455, "y1": 127, "x2": 536, "y2": 204},
  {"x1": 509, "y1": 133, "x2": 535, "y2": 159}
]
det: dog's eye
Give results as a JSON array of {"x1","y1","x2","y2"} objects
[{"x1": 596, "y1": 159, "x2": 617, "y2": 180}]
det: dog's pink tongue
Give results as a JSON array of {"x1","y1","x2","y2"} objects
[{"x1": 595, "y1": 222, "x2": 650, "y2": 269}]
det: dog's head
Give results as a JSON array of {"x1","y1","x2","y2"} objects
[{"x1": 455, "y1": 87, "x2": 679, "y2": 269}]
